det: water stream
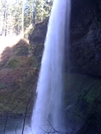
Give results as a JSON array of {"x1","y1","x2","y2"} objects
[{"x1": 31, "y1": 0, "x2": 71, "y2": 133}]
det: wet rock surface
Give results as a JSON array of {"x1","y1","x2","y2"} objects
[
  {"x1": 68, "y1": 0, "x2": 101, "y2": 77},
  {"x1": 65, "y1": 1, "x2": 101, "y2": 133}
]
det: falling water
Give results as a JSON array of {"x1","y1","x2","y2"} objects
[{"x1": 31, "y1": 0, "x2": 71, "y2": 133}]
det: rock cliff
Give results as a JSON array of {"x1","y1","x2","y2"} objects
[{"x1": 69, "y1": 0, "x2": 101, "y2": 77}]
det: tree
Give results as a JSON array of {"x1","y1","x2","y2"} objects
[
  {"x1": 22, "y1": 0, "x2": 25, "y2": 37},
  {"x1": 24, "y1": 0, "x2": 34, "y2": 28},
  {"x1": 34, "y1": 0, "x2": 52, "y2": 23},
  {"x1": 0, "y1": 0, "x2": 53, "y2": 36}
]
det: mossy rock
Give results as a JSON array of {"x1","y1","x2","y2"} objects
[
  {"x1": 0, "y1": 83, "x2": 7, "y2": 90},
  {"x1": 6, "y1": 56, "x2": 39, "y2": 69},
  {"x1": 6, "y1": 58, "x2": 19, "y2": 68},
  {"x1": 64, "y1": 73, "x2": 101, "y2": 132},
  {"x1": 13, "y1": 39, "x2": 29, "y2": 56},
  {"x1": 0, "y1": 68, "x2": 38, "y2": 115}
]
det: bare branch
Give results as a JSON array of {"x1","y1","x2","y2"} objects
[{"x1": 39, "y1": 119, "x2": 68, "y2": 134}]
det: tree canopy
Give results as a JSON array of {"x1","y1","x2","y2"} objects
[{"x1": 0, "y1": 0, "x2": 53, "y2": 36}]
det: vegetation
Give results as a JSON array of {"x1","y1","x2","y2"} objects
[
  {"x1": 64, "y1": 73, "x2": 101, "y2": 132},
  {"x1": 0, "y1": 2, "x2": 49, "y2": 115},
  {"x1": 0, "y1": 39, "x2": 40, "y2": 116},
  {"x1": 0, "y1": 1, "x2": 101, "y2": 134},
  {"x1": 0, "y1": 0, "x2": 52, "y2": 36}
]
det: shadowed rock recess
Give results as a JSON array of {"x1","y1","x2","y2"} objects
[
  {"x1": 69, "y1": 0, "x2": 101, "y2": 77},
  {"x1": 64, "y1": 0, "x2": 101, "y2": 134}
]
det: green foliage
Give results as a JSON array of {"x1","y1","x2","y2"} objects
[
  {"x1": 0, "y1": 68, "x2": 38, "y2": 115},
  {"x1": 12, "y1": 39, "x2": 29, "y2": 56},
  {"x1": 14, "y1": 44, "x2": 29, "y2": 56},
  {"x1": 7, "y1": 58, "x2": 19, "y2": 68},
  {"x1": 0, "y1": 0, "x2": 52, "y2": 36},
  {"x1": 0, "y1": 0, "x2": 23, "y2": 35},
  {"x1": 65, "y1": 73, "x2": 101, "y2": 122},
  {"x1": 0, "y1": 36, "x2": 40, "y2": 115},
  {"x1": 34, "y1": 0, "x2": 52, "y2": 23},
  {"x1": 0, "y1": 83, "x2": 7, "y2": 90},
  {"x1": 15, "y1": 46, "x2": 28, "y2": 56}
]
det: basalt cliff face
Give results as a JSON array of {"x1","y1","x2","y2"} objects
[
  {"x1": 69, "y1": 0, "x2": 101, "y2": 77},
  {"x1": 65, "y1": 1, "x2": 101, "y2": 133}
]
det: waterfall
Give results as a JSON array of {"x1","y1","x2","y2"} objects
[{"x1": 31, "y1": 0, "x2": 71, "y2": 133}]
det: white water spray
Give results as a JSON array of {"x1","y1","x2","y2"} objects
[{"x1": 31, "y1": 0, "x2": 71, "y2": 133}]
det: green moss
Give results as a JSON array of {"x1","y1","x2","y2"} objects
[
  {"x1": 0, "y1": 83, "x2": 7, "y2": 89},
  {"x1": 65, "y1": 73, "x2": 101, "y2": 123},
  {"x1": 85, "y1": 49, "x2": 91, "y2": 56},
  {"x1": 15, "y1": 46, "x2": 28, "y2": 56},
  {"x1": 13, "y1": 39, "x2": 29, "y2": 56},
  {"x1": 0, "y1": 68, "x2": 38, "y2": 115},
  {"x1": 31, "y1": 43, "x2": 44, "y2": 58},
  {"x1": 31, "y1": 57, "x2": 40, "y2": 68},
  {"x1": 0, "y1": 37, "x2": 40, "y2": 115},
  {"x1": 6, "y1": 58, "x2": 19, "y2": 68}
]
